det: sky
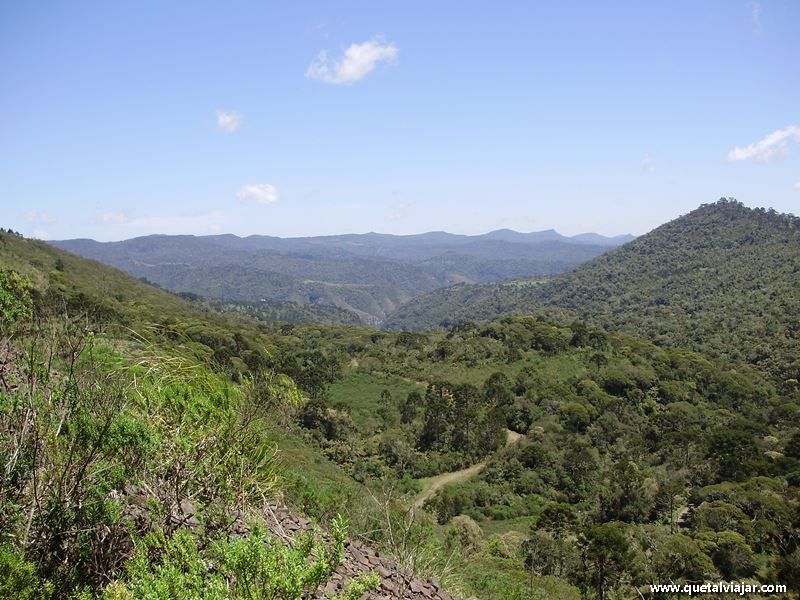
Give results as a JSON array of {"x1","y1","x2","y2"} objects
[{"x1": 1, "y1": 0, "x2": 799, "y2": 241}]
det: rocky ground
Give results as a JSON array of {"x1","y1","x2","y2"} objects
[{"x1": 121, "y1": 484, "x2": 465, "y2": 599}]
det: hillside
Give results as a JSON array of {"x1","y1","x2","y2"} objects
[
  {"x1": 386, "y1": 200, "x2": 800, "y2": 379},
  {"x1": 49, "y1": 229, "x2": 628, "y2": 323},
  {"x1": 4, "y1": 229, "x2": 800, "y2": 598},
  {"x1": 0, "y1": 232, "x2": 466, "y2": 599},
  {"x1": 263, "y1": 314, "x2": 800, "y2": 597}
]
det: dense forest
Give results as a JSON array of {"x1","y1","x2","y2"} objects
[
  {"x1": 2, "y1": 201, "x2": 800, "y2": 599},
  {"x1": 387, "y1": 200, "x2": 800, "y2": 380},
  {"x1": 266, "y1": 314, "x2": 800, "y2": 597}
]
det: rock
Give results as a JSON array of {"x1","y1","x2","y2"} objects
[
  {"x1": 351, "y1": 547, "x2": 366, "y2": 564},
  {"x1": 382, "y1": 581, "x2": 398, "y2": 595},
  {"x1": 128, "y1": 494, "x2": 149, "y2": 508},
  {"x1": 180, "y1": 499, "x2": 197, "y2": 515},
  {"x1": 323, "y1": 581, "x2": 338, "y2": 594}
]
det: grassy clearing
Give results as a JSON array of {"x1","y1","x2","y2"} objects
[{"x1": 328, "y1": 371, "x2": 420, "y2": 431}]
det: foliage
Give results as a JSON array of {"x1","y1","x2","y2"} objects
[
  {"x1": 0, "y1": 236, "x2": 359, "y2": 597},
  {"x1": 102, "y1": 517, "x2": 351, "y2": 600},
  {"x1": 0, "y1": 545, "x2": 52, "y2": 599},
  {"x1": 264, "y1": 312, "x2": 800, "y2": 598},
  {"x1": 4, "y1": 220, "x2": 800, "y2": 600},
  {"x1": 0, "y1": 269, "x2": 33, "y2": 331},
  {"x1": 388, "y1": 200, "x2": 800, "y2": 381}
]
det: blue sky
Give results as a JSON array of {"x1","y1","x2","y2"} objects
[{"x1": 1, "y1": 0, "x2": 798, "y2": 241}]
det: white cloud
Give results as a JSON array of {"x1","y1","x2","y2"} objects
[
  {"x1": 99, "y1": 211, "x2": 130, "y2": 224},
  {"x1": 794, "y1": 181, "x2": 800, "y2": 190},
  {"x1": 237, "y1": 183, "x2": 280, "y2": 205},
  {"x1": 386, "y1": 202, "x2": 410, "y2": 222},
  {"x1": 306, "y1": 37, "x2": 398, "y2": 85},
  {"x1": 125, "y1": 211, "x2": 228, "y2": 235},
  {"x1": 88, "y1": 211, "x2": 227, "y2": 236},
  {"x1": 216, "y1": 110, "x2": 242, "y2": 133},
  {"x1": 24, "y1": 210, "x2": 53, "y2": 224},
  {"x1": 749, "y1": 1, "x2": 763, "y2": 33},
  {"x1": 32, "y1": 228, "x2": 49, "y2": 239},
  {"x1": 640, "y1": 153, "x2": 656, "y2": 174},
  {"x1": 727, "y1": 124, "x2": 800, "y2": 162}
]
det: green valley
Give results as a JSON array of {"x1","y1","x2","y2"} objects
[{"x1": 3, "y1": 200, "x2": 800, "y2": 599}]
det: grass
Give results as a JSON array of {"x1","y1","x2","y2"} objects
[
  {"x1": 327, "y1": 371, "x2": 421, "y2": 431},
  {"x1": 263, "y1": 424, "x2": 362, "y2": 521}
]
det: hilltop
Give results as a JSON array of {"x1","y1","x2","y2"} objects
[
  {"x1": 386, "y1": 200, "x2": 800, "y2": 379},
  {"x1": 49, "y1": 228, "x2": 630, "y2": 324}
]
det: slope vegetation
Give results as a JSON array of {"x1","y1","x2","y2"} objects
[
  {"x1": 0, "y1": 232, "x2": 445, "y2": 599},
  {"x1": 387, "y1": 200, "x2": 800, "y2": 378}
]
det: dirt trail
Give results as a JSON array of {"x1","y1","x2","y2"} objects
[{"x1": 412, "y1": 429, "x2": 523, "y2": 510}]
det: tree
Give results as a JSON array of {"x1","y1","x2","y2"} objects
[
  {"x1": 0, "y1": 269, "x2": 33, "y2": 334},
  {"x1": 706, "y1": 531, "x2": 756, "y2": 579},
  {"x1": 419, "y1": 383, "x2": 454, "y2": 450},
  {"x1": 447, "y1": 515, "x2": 483, "y2": 555},
  {"x1": 776, "y1": 548, "x2": 800, "y2": 593},
  {"x1": 377, "y1": 389, "x2": 396, "y2": 427},
  {"x1": 451, "y1": 384, "x2": 480, "y2": 452},
  {"x1": 706, "y1": 429, "x2": 761, "y2": 481},
  {"x1": 538, "y1": 503, "x2": 577, "y2": 535},
  {"x1": 601, "y1": 459, "x2": 652, "y2": 524},
  {"x1": 784, "y1": 431, "x2": 800, "y2": 459},
  {"x1": 483, "y1": 372, "x2": 514, "y2": 408},
  {"x1": 522, "y1": 531, "x2": 575, "y2": 578},
  {"x1": 690, "y1": 501, "x2": 752, "y2": 537},
  {"x1": 651, "y1": 533, "x2": 714, "y2": 582},
  {"x1": 569, "y1": 320, "x2": 590, "y2": 347},
  {"x1": 654, "y1": 473, "x2": 685, "y2": 533},
  {"x1": 579, "y1": 522, "x2": 635, "y2": 600},
  {"x1": 400, "y1": 390, "x2": 421, "y2": 424}
]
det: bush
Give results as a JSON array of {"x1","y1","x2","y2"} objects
[
  {"x1": 0, "y1": 545, "x2": 51, "y2": 599},
  {"x1": 106, "y1": 516, "x2": 357, "y2": 600}
]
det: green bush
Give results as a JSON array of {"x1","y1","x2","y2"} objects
[
  {"x1": 0, "y1": 545, "x2": 51, "y2": 599},
  {"x1": 104, "y1": 516, "x2": 357, "y2": 600}
]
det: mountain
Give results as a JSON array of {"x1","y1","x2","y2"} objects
[
  {"x1": 49, "y1": 228, "x2": 631, "y2": 323},
  {"x1": 385, "y1": 200, "x2": 800, "y2": 379},
  {"x1": 570, "y1": 232, "x2": 637, "y2": 245},
  {"x1": 4, "y1": 221, "x2": 800, "y2": 599},
  {"x1": 0, "y1": 229, "x2": 463, "y2": 600},
  {"x1": 479, "y1": 228, "x2": 566, "y2": 243}
]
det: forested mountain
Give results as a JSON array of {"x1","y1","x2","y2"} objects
[
  {"x1": 49, "y1": 229, "x2": 629, "y2": 324},
  {"x1": 386, "y1": 200, "x2": 800, "y2": 379},
  {"x1": 3, "y1": 219, "x2": 800, "y2": 599}
]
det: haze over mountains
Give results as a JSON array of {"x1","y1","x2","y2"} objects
[{"x1": 50, "y1": 228, "x2": 633, "y2": 324}]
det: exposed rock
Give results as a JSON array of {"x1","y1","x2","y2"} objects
[{"x1": 118, "y1": 489, "x2": 460, "y2": 599}]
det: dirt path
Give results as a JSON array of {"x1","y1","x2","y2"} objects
[{"x1": 412, "y1": 429, "x2": 523, "y2": 510}]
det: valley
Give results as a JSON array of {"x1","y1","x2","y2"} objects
[
  {"x1": 50, "y1": 229, "x2": 630, "y2": 324},
  {"x1": 2, "y1": 200, "x2": 800, "y2": 599},
  {"x1": 5, "y1": 2, "x2": 799, "y2": 596}
]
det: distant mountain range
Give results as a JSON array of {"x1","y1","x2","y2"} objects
[
  {"x1": 385, "y1": 200, "x2": 800, "y2": 378},
  {"x1": 49, "y1": 229, "x2": 633, "y2": 324}
]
